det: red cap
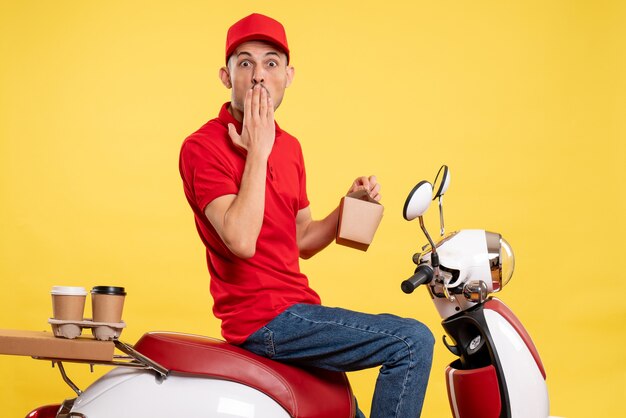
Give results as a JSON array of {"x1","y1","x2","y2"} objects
[{"x1": 225, "y1": 13, "x2": 290, "y2": 64}]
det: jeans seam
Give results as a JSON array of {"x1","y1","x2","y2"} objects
[
  {"x1": 262, "y1": 326, "x2": 276, "y2": 358},
  {"x1": 285, "y1": 310, "x2": 416, "y2": 417},
  {"x1": 396, "y1": 343, "x2": 414, "y2": 417}
]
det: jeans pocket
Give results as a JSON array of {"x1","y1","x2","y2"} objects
[{"x1": 262, "y1": 326, "x2": 276, "y2": 358}]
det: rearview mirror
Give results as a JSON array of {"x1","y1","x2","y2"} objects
[
  {"x1": 403, "y1": 181, "x2": 433, "y2": 221},
  {"x1": 433, "y1": 165, "x2": 450, "y2": 199},
  {"x1": 433, "y1": 165, "x2": 450, "y2": 236}
]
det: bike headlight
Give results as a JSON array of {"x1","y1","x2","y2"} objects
[{"x1": 486, "y1": 232, "x2": 515, "y2": 292}]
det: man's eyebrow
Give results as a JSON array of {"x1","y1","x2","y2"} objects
[{"x1": 235, "y1": 51, "x2": 281, "y2": 59}]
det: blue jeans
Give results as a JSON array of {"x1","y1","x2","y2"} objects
[{"x1": 240, "y1": 304, "x2": 435, "y2": 418}]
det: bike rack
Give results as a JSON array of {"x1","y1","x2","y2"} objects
[{"x1": 33, "y1": 339, "x2": 169, "y2": 396}]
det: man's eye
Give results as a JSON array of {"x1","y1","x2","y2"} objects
[
  {"x1": 240, "y1": 61, "x2": 251, "y2": 67},
  {"x1": 268, "y1": 61, "x2": 278, "y2": 68}
]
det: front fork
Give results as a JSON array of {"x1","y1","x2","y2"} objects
[{"x1": 441, "y1": 300, "x2": 511, "y2": 418}]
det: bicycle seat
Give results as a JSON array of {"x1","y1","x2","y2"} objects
[{"x1": 133, "y1": 332, "x2": 355, "y2": 418}]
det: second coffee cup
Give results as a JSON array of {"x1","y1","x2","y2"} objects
[{"x1": 91, "y1": 286, "x2": 126, "y2": 323}]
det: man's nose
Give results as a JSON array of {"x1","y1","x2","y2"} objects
[{"x1": 252, "y1": 67, "x2": 265, "y2": 84}]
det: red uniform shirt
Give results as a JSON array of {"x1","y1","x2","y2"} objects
[{"x1": 179, "y1": 103, "x2": 321, "y2": 344}]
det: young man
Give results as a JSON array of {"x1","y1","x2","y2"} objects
[{"x1": 179, "y1": 13, "x2": 434, "y2": 418}]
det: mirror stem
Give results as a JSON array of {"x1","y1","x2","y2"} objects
[
  {"x1": 419, "y1": 215, "x2": 441, "y2": 280},
  {"x1": 438, "y1": 196, "x2": 445, "y2": 236},
  {"x1": 419, "y1": 215, "x2": 438, "y2": 261}
]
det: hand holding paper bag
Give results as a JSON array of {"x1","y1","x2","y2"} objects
[{"x1": 347, "y1": 175, "x2": 381, "y2": 202}]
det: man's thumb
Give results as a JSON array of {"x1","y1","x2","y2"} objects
[{"x1": 227, "y1": 123, "x2": 238, "y2": 141}]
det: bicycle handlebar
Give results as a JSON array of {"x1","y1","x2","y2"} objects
[{"x1": 401, "y1": 264, "x2": 434, "y2": 294}]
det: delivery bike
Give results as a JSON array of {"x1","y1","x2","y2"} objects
[{"x1": 25, "y1": 166, "x2": 556, "y2": 418}]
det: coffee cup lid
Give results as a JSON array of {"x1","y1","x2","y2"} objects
[
  {"x1": 51, "y1": 286, "x2": 88, "y2": 296},
  {"x1": 91, "y1": 286, "x2": 126, "y2": 296}
]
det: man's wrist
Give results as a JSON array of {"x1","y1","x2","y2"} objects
[{"x1": 246, "y1": 146, "x2": 271, "y2": 162}]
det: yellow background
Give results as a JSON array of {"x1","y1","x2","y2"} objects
[{"x1": 1, "y1": 1, "x2": 624, "y2": 417}]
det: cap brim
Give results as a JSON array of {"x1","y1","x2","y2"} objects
[{"x1": 226, "y1": 35, "x2": 290, "y2": 63}]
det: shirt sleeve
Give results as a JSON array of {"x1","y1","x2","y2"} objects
[{"x1": 180, "y1": 136, "x2": 239, "y2": 212}]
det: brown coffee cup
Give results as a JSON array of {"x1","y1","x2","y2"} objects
[
  {"x1": 91, "y1": 286, "x2": 126, "y2": 323},
  {"x1": 51, "y1": 286, "x2": 87, "y2": 321}
]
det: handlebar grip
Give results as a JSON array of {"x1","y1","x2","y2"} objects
[{"x1": 401, "y1": 265, "x2": 434, "y2": 294}]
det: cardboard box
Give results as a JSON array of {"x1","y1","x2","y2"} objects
[
  {"x1": 336, "y1": 190, "x2": 384, "y2": 251},
  {"x1": 0, "y1": 329, "x2": 114, "y2": 362}
]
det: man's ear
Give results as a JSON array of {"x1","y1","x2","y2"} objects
[
  {"x1": 285, "y1": 66, "x2": 295, "y2": 88},
  {"x1": 219, "y1": 66, "x2": 232, "y2": 89}
]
